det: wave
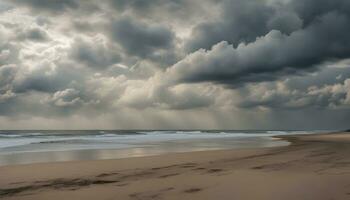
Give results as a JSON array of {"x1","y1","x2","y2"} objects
[
  {"x1": 98, "y1": 134, "x2": 118, "y2": 137},
  {"x1": 175, "y1": 131, "x2": 202, "y2": 134},
  {"x1": 28, "y1": 133, "x2": 45, "y2": 136},
  {"x1": 0, "y1": 133, "x2": 46, "y2": 138},
  {"x1": 0, "y1": 134, "x2": 23, "y2": 138},
  {"x1": 266, "y1": 131, "x2": 289, "y2": 135},
  {"x1": 32, "y1": 139, "x2": 94, "y2": 145}
]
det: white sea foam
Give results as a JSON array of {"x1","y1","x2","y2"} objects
[{"x1": 0, "y1": 134, "x2": 23, "y2": 138}]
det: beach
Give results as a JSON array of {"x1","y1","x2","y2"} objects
[{"x1": 1, "y1": 132, "x2": 350, "y2": 200}]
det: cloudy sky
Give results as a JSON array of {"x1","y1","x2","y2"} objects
[{"x1": 0, "y1": 0, "x2": 349, "y2": 130}]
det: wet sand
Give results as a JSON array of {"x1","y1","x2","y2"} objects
[{"x1": 1, "y1": 132, "x2": 350, "y2": 200}]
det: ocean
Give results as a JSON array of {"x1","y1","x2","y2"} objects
[{"x1": 0, "y1": 130, "x2": 329, "y2": 166}]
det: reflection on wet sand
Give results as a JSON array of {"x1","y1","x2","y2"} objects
[{"x1": 0, "y1": 137, "x2": 289, "y2": 166}]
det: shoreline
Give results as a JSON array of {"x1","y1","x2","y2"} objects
[
  {"x1": 0, "y1": 133, "x2": 290, "y2": 167},
  {"x1": 1, "y1": 131, "x2": 350, "y2": 199}
]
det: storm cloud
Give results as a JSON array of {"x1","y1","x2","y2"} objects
[
  {"x1": 70, "y1": 37, "x2": 121, "y2": 69},
  {"x1": 0, "y1": 0, "x2": 349, "y2": 129},
  {"x1": 110, "y1": 16, "x2": 176, "y2": 62},
  {"x1": 176, "y1": 0, "x2": 350, "y2": 87},
  {"x1": 11, "y1": 0, "x2": 80, "y2": 13}
]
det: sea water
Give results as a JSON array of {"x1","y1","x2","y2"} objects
[{"x1": 0, "y1": 130, "x2": 329, "y2": 166}]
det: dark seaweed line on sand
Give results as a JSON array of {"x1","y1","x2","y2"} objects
[{"x1": 0, "y1": 179, "x2": 117, "y2": 198}]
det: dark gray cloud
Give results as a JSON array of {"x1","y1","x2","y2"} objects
[
  {"x1": 108, "y1": 0, "x2": 216, "y2": 22},
  {"x1": 16, "y1": 28, "x2": 50, "y2": 42},
  {"x1": 12, "y1": 61, "x2": 84, "y2": 94},
  {"x1": 290, "y1": 0, "x2": 350, "y2": 26},
  {"x1": 185, "y1": 0, "x2": 349, "y2": 53},
  {"x1": 7, "y1": 0, "x2": 101, "y2": 17},
  {"x1": 110, "y1": 17, "x2": 175, "y2": 60},
  {"x1": 185, "y1": 0, "x2": 277, "y2": 53},
  {"x1": 70, "y1": 37, "x2": 121, "y2": 69},
  {"x1": 109, "y1": 0, "x2": 188, "y2": 14},
  {"x1": 109, "y1": 0, "x2": 158, "y2": 11},
  {"x1": 170, "y1": 2, "x2": 350, "y2": 87},
  {"x1": 185, "y1": 0, "x2": 304, "y2": 53},
  {"x1": 12, "y1": 0, "x2": 79, "y2": 13}
]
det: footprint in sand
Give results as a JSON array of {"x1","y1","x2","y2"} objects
[{"x1": 184, "y1": 188, "x2": 202, "y2": 193}]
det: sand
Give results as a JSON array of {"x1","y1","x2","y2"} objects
[{"x1": 1, "y1": 132, "x2": 350, "y2": 200}]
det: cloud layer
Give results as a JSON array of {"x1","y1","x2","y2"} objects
[{"x1": 0, "y1": 0, "x2": 349, "y2": 129}]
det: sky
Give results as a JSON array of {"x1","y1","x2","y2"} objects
[{"x1": 0, "y1": 0, "x2": 349, "y2": 130}]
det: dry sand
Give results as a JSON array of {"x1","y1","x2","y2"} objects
[{"x1": 1, "y1": 132, "x2": 350, "y2": 200}]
